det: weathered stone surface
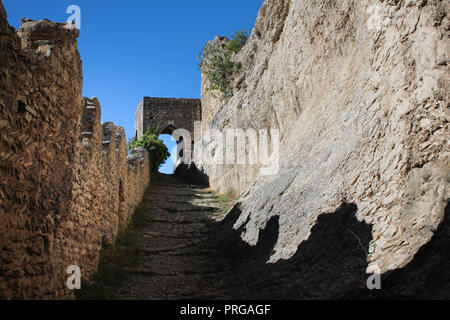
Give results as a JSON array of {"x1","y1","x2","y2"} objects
[
  {"x1": 196, "y1": 0, "x2": 449, "y2": 297},
  {"x1": 0, "y1": 2, "x2": 150, "y2": 299},
  {"x1": 0, "y1": 2, "x2": 82, "y2": 299},
  {"x1": 135, "y1": 97, "x2": 201, "y2": 138},
  {"x1": 200, "y1": 36, "x2": 230, "y2": 134}
]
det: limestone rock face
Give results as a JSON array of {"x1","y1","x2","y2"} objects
[
  {"x1": 201, "y1": 36, "x2": 230, "y2": 134},
  {"x1": 197, "y1": 0, "x2": 449, "y2": 296}
]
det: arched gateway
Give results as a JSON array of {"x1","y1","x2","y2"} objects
[
  {"x1": 134, "y1": 97, "x2": 201, "y2": 139},
  {"x1": 134, "y1": 96, "x2": 208, "y2": 185}
]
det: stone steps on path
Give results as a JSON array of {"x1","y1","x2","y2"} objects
[{"x1": 110, "y1": 174, "x2": 232, "y2": 300}]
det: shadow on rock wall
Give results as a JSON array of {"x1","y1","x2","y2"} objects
[
  {"x1": 216, "y1": 200, "x2": 450, "y2": 299},
  {"x1": 374, "y1": 200, "x2": 450, "y2": 299},
  {"x1": 215, "y1": 203, "x2": 373, "y2": 299}
]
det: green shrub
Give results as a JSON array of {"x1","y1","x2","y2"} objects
[
  {"x1": 226, "y1": 30, "x2": 249, "y2": 53},
  {"x1": 198, "y1": 30, "x2": 248, "y2": 99},
  {"x1": 129, "y1": 128, "x2": 170, "y2": 173}
]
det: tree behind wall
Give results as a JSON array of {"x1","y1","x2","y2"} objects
[{"x1": 129, "y1": 128, "x2": 170, "y2": 174}]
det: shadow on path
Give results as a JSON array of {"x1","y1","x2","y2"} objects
[{"x1": 107, "y1": 173, "x2": 449, "y2": 299}]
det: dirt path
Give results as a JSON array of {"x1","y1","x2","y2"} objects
[{"x1": 112, "y1": 174, "x2": 232, "y2": 300}]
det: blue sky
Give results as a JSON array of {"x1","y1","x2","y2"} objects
[{"x1": 3, "y1": 0, "x2": 263, "y2": 173}]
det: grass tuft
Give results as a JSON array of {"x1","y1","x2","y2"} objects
[{"x1": 208, "y1": 188, "x2": 239, "y2": 220}]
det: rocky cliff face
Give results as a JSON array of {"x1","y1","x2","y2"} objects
[{"x1": 197, "y1": 0, "x2": 449, "y2": 297}]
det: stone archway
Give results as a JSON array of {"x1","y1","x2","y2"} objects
[
  {"x1": 135, "y1": 97, "x2": 205, "y2": 183},
  {"x1": 134, "y1": 97, "x2": 201, "y2": 140},
  {"x1": 160, "y1": 124, "x2": 177, "y2": 136},
  {"x1": 159, "y1": 124, "x2": 191, "y2": 170}
]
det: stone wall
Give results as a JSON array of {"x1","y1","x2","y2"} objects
[
  {"x1": 135, "y1": 97, "x2": 201, "y2": 138},
  {"x1": 134, "y1": 100, "x2": 144, "y2": 139},
  {"x1": 198, "y1": 0, "x2": 449, "y2": 297},
  {"x1": 0, "y1": 2, "x2": 150, "y2": 299}
]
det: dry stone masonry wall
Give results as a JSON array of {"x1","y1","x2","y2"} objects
[
  {"x1": 0, "y1": 2, "x2": 150, "y2": 299},
  {"x1": 197, "y1": 0, "x2": 449, "y2": 297},
  {"x1": 135, "y1": 97, "x2": 201, "y2": 138}
]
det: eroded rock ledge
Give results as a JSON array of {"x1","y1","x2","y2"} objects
[{"x1": 197, "y1": 0, "x2": 449, "y2": 297}]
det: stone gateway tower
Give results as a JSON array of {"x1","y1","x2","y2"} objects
[{"x1": 135, "y1": 97, "x2": 201, "y2": 138}]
